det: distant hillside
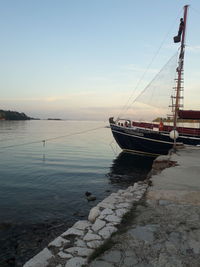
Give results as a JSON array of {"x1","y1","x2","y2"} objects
[{"x1": 0, "y1": 110, "x2": 32, "y2": 120}]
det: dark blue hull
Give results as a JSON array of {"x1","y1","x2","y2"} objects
[{"x1": 110, "y1": 124, "x2": 200, "y2": 156}]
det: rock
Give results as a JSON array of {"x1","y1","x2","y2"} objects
[
  {"x1": 112, "y1": 196, "x2": 126, "y2": 203},
  {"x1": 135, "y1": 195, "x2": 144, "y2": 202},
  {"x1": 128, "y1": 225, "x2": 158, "y2": 243},
  {"x1": 105, "y1": 215, "x2": 121, "y2": 224},
  {"x1": 85, "y1": 192, "x2": 96, "y2": 201},
  {"x1": 169, "y1": 232, "x2": 181, "y2": 245},
  {"x1": 101, "y1": 196, "x2": 116, "y2": 204},
  {"x1": 117, "y1": 189, "x2": 126, "y2": 194},
  {"x1": 110, "y1": 193, "x2": 118, "y2": 196},
  {"x1": 87, "y1": 195, "x2": 96, "y2": 201},
  {"x1": 101, "y1": 208, "x2": 114, "y2": 216},
  {"x1": 107, "y1": 222, "x2": 117, "y2": 227},
  {"x1": 61, "y1": 228, "x2": 84, "y2": 237},
  {"x1": 188, "y1": 239, "x2": 200, "y2": 254},
  {"x1": 87, "y1": 240, "x2": 104, "y2": 249},
  {"x1": 115, "y1": 208, "x2": 127, "y2": 218},
  {"x1": 124, "y1": 256, "x2": 138, "y2": 266},
  {"x1": 133, "y1": 183, "x2": 138, "y2": 189},
  {"x1": 133, "y1": 195, "x2": 142, "y2": 201},
  {"x1": 97, "y1": 202, "x2": 115, "y2": 210},
  {"x1": 123, "y1": 198, "x2": 135, "y2": 204},
  {"x1": 23, "y1": 248, "x2": 54, "y2": 267},
  {"x1": 65, "y1": 257, "x2": 87, "y2": 267},
  {"x1": 88, "y1": 207, "x2": 100, "y2": 223},
  {"x1": 74, "y1": 238, "x2": 87, "y2": 248},
  {"x1": 85, "y1": 191, "x2": 92, "y2": 197},
  {"x1": 90, "y1": 261, "x2": 115, "y2": 267},
  {"x1": 138, "y1": 187, "x2": 147, "y2": 193},
  {"x1": 125, "y1": 250, "x2": 137, "y2": 257},
  {"x1": 98, "y1": 226, "x2": 117, "y2": 239},
  {"x1": 48, "y1": 236, "x2": 69, "y2": 248},
  {"x1": 73, "y1": 220, "x2": 91, "y2": 231},
  {"x1": 65, "y1": 247, "x2": 94, "y2": 257},
  {"x1": 127, "y1": 186, "x2": 135, "y2": 193},
  {"x1": 83, "y1": 233, "x2": 102, "y2": 241},
  {"x1": 58, "y1": 251, "x2": 72, "y2": 259},
  {"x1": 133, "y1": 190, "x2": 144, "y2": 196},
  {"x1": 101, "y1": 250, "x2": 122, "y2": 263},
  {"x1": 92, "y1": 219, "x2": 106, "y2": 232},
  {"x1": 121, "y1": 192, "x2": 134, "y2": 199},
  {"x1": 115, "y1": 203, "x2": 131, "y2": 209},
  {"x1": 98, "y1": 214, "x2": 107, "y2": 220}
]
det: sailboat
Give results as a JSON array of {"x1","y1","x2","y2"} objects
[{"x1": 109, "y1": 5, "x2": 200, "y2": 157}]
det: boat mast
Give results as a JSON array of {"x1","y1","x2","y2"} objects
[{"x1": 173, "y1": 5, "x2": 189, "y2": 129}]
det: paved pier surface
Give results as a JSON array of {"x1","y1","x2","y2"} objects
[{"x1": 89, "y1": 147, "x2": 200, "y2": 267}]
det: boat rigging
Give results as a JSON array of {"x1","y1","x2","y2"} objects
[{"x1": 109, "y1": 5, "x2": 200, "y2": 157}]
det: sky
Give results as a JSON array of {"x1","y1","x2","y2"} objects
[{"x1": 1, "y1": 0, "x2": 200, "y2": 120}]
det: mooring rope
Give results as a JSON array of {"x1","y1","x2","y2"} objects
[{"x1": 0, "y1": 125, "x2": 105, "y2": 150}]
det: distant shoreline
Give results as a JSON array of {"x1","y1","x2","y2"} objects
[
  {"x1": 0, "y1": 109, "x2": 38, "y2": 121},
  {"x1": 47, "y1": 118, "x2": 62, "y2": 121}
]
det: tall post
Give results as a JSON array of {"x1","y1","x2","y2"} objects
[{"x1": 173, "y1": 5, "x2": 189, "y2": 129}]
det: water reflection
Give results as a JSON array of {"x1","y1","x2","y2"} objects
[{"x1": 107, "y1": 152, "x2": 154, "y2": 185}]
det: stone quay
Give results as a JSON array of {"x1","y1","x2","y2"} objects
[{"x1": 24, "y1": 146, "x2": 200, "y2": 267}]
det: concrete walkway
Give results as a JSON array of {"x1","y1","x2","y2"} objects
[{"x1": 89, "y1": 147, "x2": 200, "y2": 267}]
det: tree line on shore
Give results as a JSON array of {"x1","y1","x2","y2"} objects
[{"x1": 0, "y1": 110, "x2": 33, "y2": 120}]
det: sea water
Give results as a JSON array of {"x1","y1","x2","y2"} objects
[{"x1": 0, "y1": 120, "x2": 153, "y2": 266}]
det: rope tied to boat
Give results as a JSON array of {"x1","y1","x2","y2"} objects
[{"x1": 0, "y1": 125, "x2": 105, "y2": 150}]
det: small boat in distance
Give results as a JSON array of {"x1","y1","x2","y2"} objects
[{"x1": 109, "y1": 5, "x2": 200, "y2": 157}]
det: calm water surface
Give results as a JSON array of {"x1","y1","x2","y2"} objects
[{"x1": 0, "y1": 120, "x2": 154, "y2": 266}]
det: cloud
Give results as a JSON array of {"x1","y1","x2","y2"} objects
[
  {"x1": 1, "y1": 93, "x2": 171, "y2": 121},
  {"x1": 1, "y1": 91, "x2": 97, "y2": 103}
]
